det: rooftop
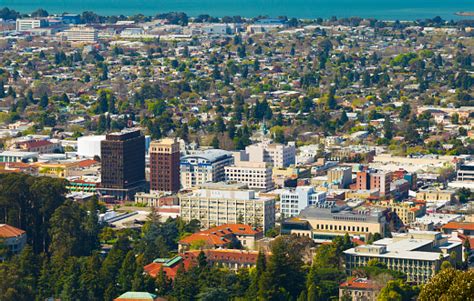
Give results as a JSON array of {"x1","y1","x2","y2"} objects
[
  {"x1": 0, "y1": 224, "x2": 26, "y2": 238},
  {"x1": 181, "y1": 149, "x2": 232, "y2": 163},
  {"x1": 114, "y1": 292, "x2": 157, "y2": 301},
  {"x1": 442, "y1": 222, "x2": 474, "y2": 231}
]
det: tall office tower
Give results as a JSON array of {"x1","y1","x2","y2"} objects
[
  {"x1": 100, "y1": 129, "x2": 145, "y2": 200},
  {"x1": 150, "y1": 138, "x2": 180, "y2": 193}
]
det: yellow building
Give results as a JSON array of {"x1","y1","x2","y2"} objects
[
  {"x1": 281, "y1": 204, "x2": 387, "y2": 242},
  {"x1": 416, "y1": 189, "x2": 454, "y2": 202},
  {"x1": 378, "y1": 200, "x2": 426, "y2": 225}
]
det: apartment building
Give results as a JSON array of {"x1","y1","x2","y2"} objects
[
  {"x1": 280, "y1": 186, "x2": 327, "y2": 217},
  {"x1": 179, "y1": 182, "x2": 275, "y2": 232},
  {"x1": 281, "y1": 204, "x2": 387, "y2": 242},
  {"x1": 180, "y1": 149, "x2": 234, "y2": 189},
  {"x1": 344, "y1": 231, "x2": 462, "y2": 284}
]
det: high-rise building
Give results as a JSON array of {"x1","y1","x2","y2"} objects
[
  {"x1": 149, "y1": 138, "x2": 180, "y2": 193},
  {"x1": 100, "y1": 129, "x2": 145, "y2": 200}
]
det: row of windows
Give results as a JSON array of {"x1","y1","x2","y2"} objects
[{"x1": 315, "y1": 224, "x2": 370, "y2": 233}]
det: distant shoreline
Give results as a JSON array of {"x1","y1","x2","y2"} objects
[{"x1": 456, "y1": 11, "x2": 474, "y2": 17}]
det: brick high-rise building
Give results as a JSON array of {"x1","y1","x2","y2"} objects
[
  {"x1": 355, "y1": 171, "x2": 370, "y2": 190},
  {"x1": 150, "y1": 138, "x2": 180, "y2": 193},
  {"x1": 100, "y1": 129, "x2": 145, "y2": 200}
]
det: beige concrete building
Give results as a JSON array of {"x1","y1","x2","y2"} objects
[
  {"x1": 344, "y1": 231, "x2": 462, "y2": 284},
  {"x1": 179, "y1": 182, "x2": 275, "y2": 232},
  {"x1": 378, "y1": 200, "x2": 426, "y2": 225},
  {"x1": 327, "y1": 166, "x2": 352, "y2": 188},
  {"x1": 245, "y1": 140, "x2": 296, "y2": 168},
  {"x1": 416, "y1": 189, "x2": 454, "y2": 202},
  {"x1": 225, "y1": 152, "x2": 274, "y2": 191},
  {"x1": 281, "y1": 204, "x2": 387, "y2": 242}
]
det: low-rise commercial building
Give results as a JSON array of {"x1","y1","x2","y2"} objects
[
  {"x1": 416, "y1": 189, "x2": 455, "y2": 203},
  {"x1": 0, "y1": 151, "x2": 38, "y2": 163},
  {"x1": 344, "y1": 231, "x2": 462, "y2": 284},
  {"x1": 179, "y1": 182, "x2": 275, "y2": 232}
]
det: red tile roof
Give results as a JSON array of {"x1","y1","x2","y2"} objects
[
  {"x1": 18, "y1": 140, "x2": 53, "y2": 148},
  {"x1": 340, "y1": 278, "x2": 377, "y2": 290},
  {"x1": 179, "y1": 224, "x2": 261, "y2": 247},
  {"x1": 144, "y1": 257, "x2": 194, "y2": 280},
  {"x1": 442, "y1": 222, "x2": 474, "y2": 231},
  {"x1": 0, "y1": 224, "x2": 26, "y2": 238},
  {"x1": 77, "y1": 159, "x2": 99, "y2": 168},
  {"x1": 183, "y1": 249, "x2": 260, "y2": 265}
]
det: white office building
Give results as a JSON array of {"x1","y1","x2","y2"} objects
[
  {"x1": 77, "y1": 135, "x2": 106, "y2": 158},
  {"x1": 180, "y1": 149, "x2": 234, "y2": 189},
  {"x1": 16, "y1": 19, "x2": 47, "y2": 31},
  {"x1": 280, "y1": 186, "x2": 327, "y2": 217},
  {"x1": 64, "y1": 26, "x2": 98, "y2": 43}
]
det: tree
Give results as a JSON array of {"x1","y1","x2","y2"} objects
[
  {"x1": 418, "y1": 268, "x2": 473, "y2": 301},
  {"x1": 155, "y1": 267, "x2": 172, "y2": 296},
  {"x1": 39, "y1": 93, "x2": 49, "y2": 109},
  {"x1": 31, "y1": 8, "x2": 49, "y2": 17},
  {"x1": 383, "y1": 115, "x2": 393, "y2": 140},
  {"x1": 117, "y1": 251, "x2": 136, "y2": 293},
  {"x1": 378, "y1": 279, "x2": 418, "y2": 301},
  {"x1": 211, "y1": 135, "x2": 219, "y2": 149},
  {"x1": 49, "y1": 200, "x2": 95, "y2": 259},
  {"x1": 0, "y1": 80, "x2": 5, "y2": 98},
  {"x1": 399, "y1": 103, "x2": 411, "y2": 119},
  {"x1": 258, "y1": 236, "x2": 306, "y2": 300}
]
